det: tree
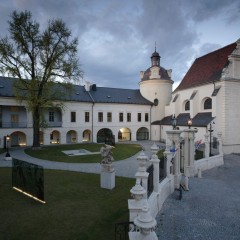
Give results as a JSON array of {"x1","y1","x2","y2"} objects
[{"x1": 0, "y1": 11, "x2": 83, "y2": 148}]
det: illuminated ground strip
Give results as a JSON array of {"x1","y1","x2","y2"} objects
[{"x1": 13, "y1": 187, "x2": 46, "y2": 204}]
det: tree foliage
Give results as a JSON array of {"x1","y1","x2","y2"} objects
[{"x1": 0, "y1": 11, "x2": 83, "y2": 147}]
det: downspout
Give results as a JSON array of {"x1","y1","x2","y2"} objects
[
  {"x1": 150, "y1": 104, "x2": 153, "y2": 140},
  {"x1": 87, "y1": 91, "x2": 95, "y2": 143}
]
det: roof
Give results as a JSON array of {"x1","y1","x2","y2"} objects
[
  {"x1": 0, "y1": 76, "x2": 152, "y2": 105},
  {"x1": 141, "y1": 67, "x2": 171, "y2": 81},
  {"x1": 174, "y1": 42, "x2": 237, "y2": 92},
  {"x1": 152, "y1": 112, "x2": 214, "y2": 127}
]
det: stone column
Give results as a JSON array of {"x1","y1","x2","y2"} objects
[
  {"x1": 129, "y1": 206, "x2": 158, "y2": 240},
  {"x1": 204, "y1": 133, "x2": 210, "y2": 158},
  {"x1": 150, "y1": 143, "x2": 160, "y2": 193},
  {"x1": 183, "y1": 129, "x2": 196, "y2": 177},
  {"x1": 128, "y1": 178, "x2": 148, "y2": 221},
  {"x1": 164, "y1": 139, "x2": 172, "y2": 178},
  {"x1": 217, "y1": 132, "x2": 223, "y2": 155},
  {"x1": 135, "y1": 151, "x2": 149, "y2": 199},
  {"x1": 166, "y1": 130, "x2": 182, "y2": 188}
]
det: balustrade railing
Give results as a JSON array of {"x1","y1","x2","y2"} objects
[{"x1": 1, "y1": 122, "x2": 27, "y2": 128}]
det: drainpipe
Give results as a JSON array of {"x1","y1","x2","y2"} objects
[
  {"x1": 87, "y1": 91, "x2": 95, "y2": 143},
  {"x1": 150, "y1": 104, "x2": 153, "y2": 140}
]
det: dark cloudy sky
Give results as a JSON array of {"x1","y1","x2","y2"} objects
[{"x1": 0, "y1": 0, "x2": 240, "y2": 89}]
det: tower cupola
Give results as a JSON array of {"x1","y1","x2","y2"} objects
[{"x1": 151, "y1": 47, "x2": 160, "y2": 67}]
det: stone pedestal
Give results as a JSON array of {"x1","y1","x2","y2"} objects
[
  {"x1": 4, "y1": 156, "x2": 12, "y2": 161},
  {"x1": 100, "y1": 164, "x2": 115, "y2": 190}
]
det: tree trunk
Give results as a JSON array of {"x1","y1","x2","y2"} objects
[{"x1": 32, "y1": 106, "x2": 41, "y2": 148}]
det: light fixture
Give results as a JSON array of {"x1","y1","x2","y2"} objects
[{"x1": 187, "y1": 117, "x2": 192, "y2": 129}]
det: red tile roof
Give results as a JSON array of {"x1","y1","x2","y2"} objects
[{"x1": 174, "y1": 42, "x2": 237, "y2": 92}]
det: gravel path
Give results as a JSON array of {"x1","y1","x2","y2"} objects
[
  {"x1": 0, "y1": 141, "x2": 157, "y2": 178},
  {"x1": 155, "y1": 154, "x2": 240, "y2": 240}
]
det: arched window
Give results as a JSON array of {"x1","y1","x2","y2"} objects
[
  {"x1": 185, "y1": 100, "x2": 190, "y2": 111},
  {"x1": 204, "y1": 98, "x2": 212, "y2": 110}
]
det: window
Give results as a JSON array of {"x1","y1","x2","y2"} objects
[
  {"x1": 127, "y1": 113, "x2": 131, "y2": 122},
  {"x1": 119, "y1": 112, "x2": 123, "y2": 122},
  {"x1": 98, "y1": 112, "x2": 103, "y2": 122},
  {"x1": 71, "y1": 112, "x2": 76, "y2": 122},
  {"x1": 185, "y1": 101, "x2": 190, "y2": 111},
  {"x1": 49, "y1": 111, "x2": 54, "y2": 122},
  {"x1": 107, "y1": 112, "x2": 112, "y2": 122},
  {"x1": 204, "y1": 98, "x2": 212, "y2": 110},
  {"x1": 145, "y1": 113, "x2": 149, "y2": 122},
  {"x1": 85, "y1": 112, "x2": 89, "y2": 122},
  {"x1": 138, "y1": 113, "x2": 141, "y2": 122}
]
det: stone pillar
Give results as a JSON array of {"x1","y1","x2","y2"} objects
[
  {"x1": 204, "y1": 133, "x2": 210, "y2": 158},
  {"x1": 100, "y1": 164, "x2": 115, "y2": 190},
  {"x1": 135, "y1": 151, "x2": 149, "y2": 199},
  {"x1": 128, "y1": 178, "x2": 148, "y2": 221},
  {"x1": 129, "y1": 206, "x2": 158, "y2": 240},
  {"x1": 150, "y1": 143, "x2": 160, "y2": 193},
  {"x1": 166, "y1": 130, "x2": 182, "y2": 188},
  {"x1": 217, "y1": 132, "x2": 223, "y2": 155},
  {"x1": 183, "y1": 129, "x2": 196, "y2": 177},
  {"x1": 164, "y1": 139, "x2": 172, "y2": 178}
]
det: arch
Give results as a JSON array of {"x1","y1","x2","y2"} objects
[
  {"x1": 97, "y1": 128, "x2": 113, "y2": 143},
  {"x1": 82, "y1": 129, "x2": 91, "y2": 142},
  {"x1": 184, "y1": 100, "x2": 190, "y2": 111},
  {"x1": 66, "y1": 130, "x2": 77, "y2": 144},
  {"x1": 39, "y1": 131, "x2": 44, "y2": 145},
  {"x1": 118, "y1": 127, "x2": 131, "y2": 141},
  {"x1": 136, "y1": 127, "x2": 149, "y2": 141},
  {"x1": 50, "y1": 130, "x2": 60, "y2": 144},
  {"x1": 203, "y1": 98, "x2": 212, "y2": 110},
  {"x1": 10, "y1": 131, "x2": 27, "y2": 146}
]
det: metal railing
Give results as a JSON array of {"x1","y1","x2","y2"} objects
[
  {"x1": 147, "y1": 164, "x2": 154, "y2": 198},
  {"x1": 0, "y1": 122, "x2": 27, "y2": 128},
  {"x1": 115, "y1": 222, "x2": 137, "y2": 240}
]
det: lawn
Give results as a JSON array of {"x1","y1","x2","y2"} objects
[
  {"x1": 0, "y1": 168, "x2": 134, "y2": 240},
  {"x1": 25, "y1": 143, "x2": 142, "y2": 163}
]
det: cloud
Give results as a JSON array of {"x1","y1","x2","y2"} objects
[{"x1": 0, "y1": 0, "x2": 239, "y2": 89}]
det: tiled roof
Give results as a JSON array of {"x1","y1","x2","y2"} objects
[
  {"x1": 0, "y1": 76, "x2": 152, "y2": 105},
  {"x1": 152, "y1": 112, "x2": 214, "y2": 127},
  {"x1": 141, "y1": 67, "x2": 171, "y2": 81},
  {"x1": 174, "y1": 42, "x2": 237, "y2": 92}
]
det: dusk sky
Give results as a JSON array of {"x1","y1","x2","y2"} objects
[{"x1": 0, "y1": 0, "x2": 240, "y2": 90}]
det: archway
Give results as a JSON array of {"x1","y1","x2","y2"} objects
[
  {"x1": 66, "y1": 130, "x2": 77, "y2": 143},
  {"x1": 10, "y1": 131, "x2": 27, "y2": 146},
  {"x1": 97, "y1": 128, "x2": 114, "y2": 143},
  {"x1": 136, "y1": 127, "x2": 149, "y2": 141},
  {"x1": 118, "y1": 127, "x2": 131, "y2": 141},
  {"x1": 39, "y1": 131, "x2": 44, "y2": 145},
  {"x1": 50, "y1": 130, "x2": 60, "y2": 144},
  {"x1": 82, "y1": 129, "x2": 91, "y2": 142}
]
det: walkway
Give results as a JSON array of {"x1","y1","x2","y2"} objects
[
  {"x1": 0, "y1": 141, "x2": 156, "y2": 178},
  {"x1": 155, "y1": 154, "x2": 240, "y2": 240}
]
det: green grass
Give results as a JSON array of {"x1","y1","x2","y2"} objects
[
  {"x1": 25, "y1": 143, "x2": 141, "y2": 163},
  {"x1": 0, "y1": 168, "x2": 134, "y2": 240},
  {"x1": 0, "y1": 148, "x2": 6, "y2": 154}
]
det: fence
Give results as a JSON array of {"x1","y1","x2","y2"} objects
[
  {"x1": 115, "y1": 222, "x2": 137, "y2": 240},
  {"x1": 147, "y1": 164, "x2": 154, "y2": 198}
]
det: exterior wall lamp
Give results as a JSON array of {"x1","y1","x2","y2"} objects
[
  {"x1": 5, "y1": 135, "x2": 11, "y2": 157},
  {"x1": 187, "y1": 117, "x2": 192, "y2": 129}
]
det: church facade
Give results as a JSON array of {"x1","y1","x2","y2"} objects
[{"x1": 0, "y1": 39, "x2": 240, "y2": 154}]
